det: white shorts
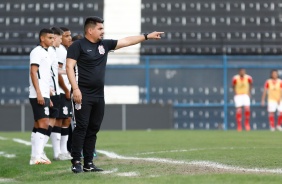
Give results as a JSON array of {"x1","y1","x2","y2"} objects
[
  {"x1": 234, "y1": 94, "x2": 250, "y2": 108},
  {"x1": 267, "y1": 101, "x2": 282, "y2": 112}
]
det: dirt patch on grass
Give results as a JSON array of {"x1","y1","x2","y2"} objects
[{"x1": 95, "y1": 155, "x2": 279, "y2": 176}]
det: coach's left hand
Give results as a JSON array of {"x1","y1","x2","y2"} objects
[{"x1": 73, "y1": 88, "x2": 82, "y2": 104}]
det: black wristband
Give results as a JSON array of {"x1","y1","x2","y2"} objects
[{"x1": 143, "y1": 33, "x2": 148, "y2": 40}]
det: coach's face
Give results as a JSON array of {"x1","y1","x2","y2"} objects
[
  {"x1": 90, "y1": 23, "x2": 104, "y2": 41},
  {"x1": 62, "y1": 31, "x2": 72, "y2": 48},
  {"x1": 41, "y1": 33, "x2": 54, "y2": 48}
]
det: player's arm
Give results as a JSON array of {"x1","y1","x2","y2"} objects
[
  {"x1": 58, "y1": 68, "x2": 66, "y2": 74},
  {"x1": 261, "y1": 82, "x2": 268, "y2": 106},
  {"x1": 248, "y1": 77, "x2": 253, "y2": 97},
  {"x1": 115, "y1": 31, "x2": 164, "y2": 50},
  {"x1": 278, "y1": 81, "x2": 282, "y2": 104},
  {"x1": 58, "y1": 63, "x2": 70, "y2": 99},
  {"x1": 30, "y1": 64, "x2": 44, "y2": 105},
  {"x1": 66, "y1": 58, "x2": 82, "y2": 104},
  {"x1": 232, "y1": 77, "x2": 236, "y2": 95}
]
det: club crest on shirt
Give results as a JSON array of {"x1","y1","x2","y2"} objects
[
  {"x1": 63, "y1": 106, "x2": 68, "y2": 115},
  {"x1": 98, "y1": 45, "x2": 105, "y2": 55},
  {"x1": 44, "y1": 107, "x2": 49, "y2": 116}
]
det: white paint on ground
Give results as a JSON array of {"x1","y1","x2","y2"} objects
[
  {"x1": 9, "y1": 137, "x2": 282, "y2": 174},
  {"x1": 0, "y1": 151, "x2": 16, "y2": 158},
  {"x1": 0, "y1": 136, "x2": 8, "y2": 140},
  {"x1": 149, "y1": 175, "x2": 160, "y2": 178},
  {"x1": 13, "y1": 138, "x2": 52, "y2": 147},
  {"x1": 101, "y1": 168, "x2": 119, "y2": 174},
  {"x1": 97, "y1": 150, "x2": 282, "y2": 174},
  {"x1": 0, "y1": 178, "x2": 15, "y2": 183},
  {"x1": 136, "y1": 147, "x2": 280, "y2": 155},
  {"x1": 116, "y1": 172, "x2": 139, "y2": 177},
  {"x1": 136, "y1": 149, "x2": 190, "y2": 155}
]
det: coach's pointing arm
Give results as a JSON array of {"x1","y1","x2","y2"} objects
[{"x1": 114, "y1": 31, "x2": 164, "y2": 50}]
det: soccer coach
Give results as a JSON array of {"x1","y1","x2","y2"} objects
[{"x1": 66, "y1": 16, "x2": 164, "y2": 173}]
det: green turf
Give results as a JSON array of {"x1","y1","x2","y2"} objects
[{"x1": 1, "y1": 130, "x2": 282, "y2": 184}]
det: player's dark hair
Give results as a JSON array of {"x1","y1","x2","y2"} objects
[
  {"x1": 84, "y1": 16, "x2": 104, "y2": 33},
  {"x1": 238, "y1": 68, "x2": 245, "y2": 71},
  {"x1": 39, "y1": 28, "x2": 53, "y2": 42},
  {"x1": 50, "y1": 27, "x2": 63, "y2": 35},
  {"x1": 60, "y1": 27, "x2": 70, "y2": 32},
  {"x1": 72, "y1": 34, "x2": 83, "y2": 42},
  {"x1": 270, "y1": 69, "x2": 278, "y2": 79}
]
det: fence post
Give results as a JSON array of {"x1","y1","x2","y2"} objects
[
  {"x1": 21, "y1": 104, "x2": 25, "y2": 132},
  {"x1": 145, "y1": 56, "x2": 150, "y2": 103},
  {"x1": 122, "y1": 104, "x2": 126, "y2": 131},
  {"x1": 223, "y1": 55, "x2": 228, "y2": 130}
]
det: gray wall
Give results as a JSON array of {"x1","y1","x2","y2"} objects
[{"x1": 0, "y1": 104, "x2": 173, "y2": 132}]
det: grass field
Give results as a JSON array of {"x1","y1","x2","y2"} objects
[{"x1": 1, "y1": 130, "x2": 282, "y2": 184}]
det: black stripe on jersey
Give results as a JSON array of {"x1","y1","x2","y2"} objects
[
  {"x1": 37, "y1": 71, "x2": 40, "y2": 79},
  {"x1": 51, "y1": 67, "x2": 55, "y2": 77},
  {"x1": 51, "y1": 67, "x2": 57, "y2": 93},
  {"x1": 30, "y1": 64, "x2": 40, "y2": 79}
]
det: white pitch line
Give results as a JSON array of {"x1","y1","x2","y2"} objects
[
  {"x1": 0, "y1": 136, "x2": 8, "y2": 140},
  {"x1": 116, "y1": 172, "x2": 139, "y2": 177},
  {"x1": 136, "y1": 147, "x2": 282, "y2": 155},
  {"x1": 0, "y1": 151, "x2": 16, "y2": 158},
  {"x1": 100, "y1": 168, "x2": 119, "y2": 174},
  {"x1": 13, "y1": 138, "x2": 52, "y2": 147},
  {"x1": 97, "y1": 150, "x2": 282, "y2": 174},
  {"x1": 0, "y1": 178, "x2": 15, "y2": 183},
  {"x1": 9, "y1": 138, "x2": 282, "y2": 174}
]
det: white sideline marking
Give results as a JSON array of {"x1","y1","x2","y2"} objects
[
  {"x1": 0, "y1": 136, "x2": 8, "y2": 140},
  {"x1": 101, "y1": 168, "x2": 118, "y2": 174},
  {"x1": 97, "y1": 150, "x2": 282, "y2": 174},
  {"x1": 9, "y1": 137, "x2": 282, "y2": 174},
  {"x1": 13, "y1": 138, "x2": 52, "y2": 147},
  {"x1": 0, "y1": 151, "x2": 16, "y2": 158},
  {"x1": 0, "y1": 178, "x2": 15, "y2": 183},
  {"x1": 116, "y1": 172, "x2": 139, "y2": 177},
  {"x1": 136, "y1": 147, "x2": 280, "y2": 155}
]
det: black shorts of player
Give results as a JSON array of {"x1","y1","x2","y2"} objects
[
  {"x1": 29, "y1": 98, "x2": 50, "y2": 121},
  {"x1": 58, "y1": 93, "x2": 73, "y2": 119},
  {"x1": 49, "y1": 95, "x2": 61, "y2": 119}
]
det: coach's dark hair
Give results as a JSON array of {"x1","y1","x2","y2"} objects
[
  {"x1": 60, "y1": 27, "x2": 70, "y2": 32},
  {"x1": 39, "y1": 28, "x2": 53, "y2": 42},
  {"x1": 50, "y1": 27, "x2": 63, "y2": 35},
  {"x1": 72, "y1": 34, "x2": 83, "y2": 42},
  {"x1": 270, "y1": 69, "x2": 278, "y2": 78},
  {"x1": 84, "y1": 16, "x2": 104, "y2": 33}
]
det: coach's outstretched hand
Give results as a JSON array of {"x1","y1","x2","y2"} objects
[{"x1": 148, "y1": 31, "x2": 164, "y2": 40}]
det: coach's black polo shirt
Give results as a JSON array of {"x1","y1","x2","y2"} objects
[{"x1": 67, "y1": 37, "x2": 117, "y2": 97}]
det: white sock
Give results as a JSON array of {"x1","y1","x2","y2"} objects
[
  {"x1": 50, "y1": 132, "x2": 61, "y2": 158},
  {"x1": 43, "y1": 135, "x2": 49, "y2": 148},
  {"x1": 31, "y1": 132, "x2": 36, "y2": 157},
  {"x1": 60, "y1": 135, "x2": 69, "y2": 154},
  {"x1": 34, "y1": 131, "x2": 45, "y2": 159},
  {"x1": 60, "y1": 127, "x2": 69, "y2": 154}
]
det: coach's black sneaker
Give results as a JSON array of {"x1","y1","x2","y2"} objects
[
  {"x1": 71, "y1": 161, "x2": 83, "y2": 173},
  {"x1": 83, "y1": 162, "x2": 103, "y2": 172}
]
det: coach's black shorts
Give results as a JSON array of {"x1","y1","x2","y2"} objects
[
  {"x1": 50, "y1": 95, "x2": 60, "y2": 118},
  {"x1": 29, "y1": 98, "x2": 50, "y2": 121},
  {"x1": 58, "y1": 93, "x2": 73, "y2": 119}
]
